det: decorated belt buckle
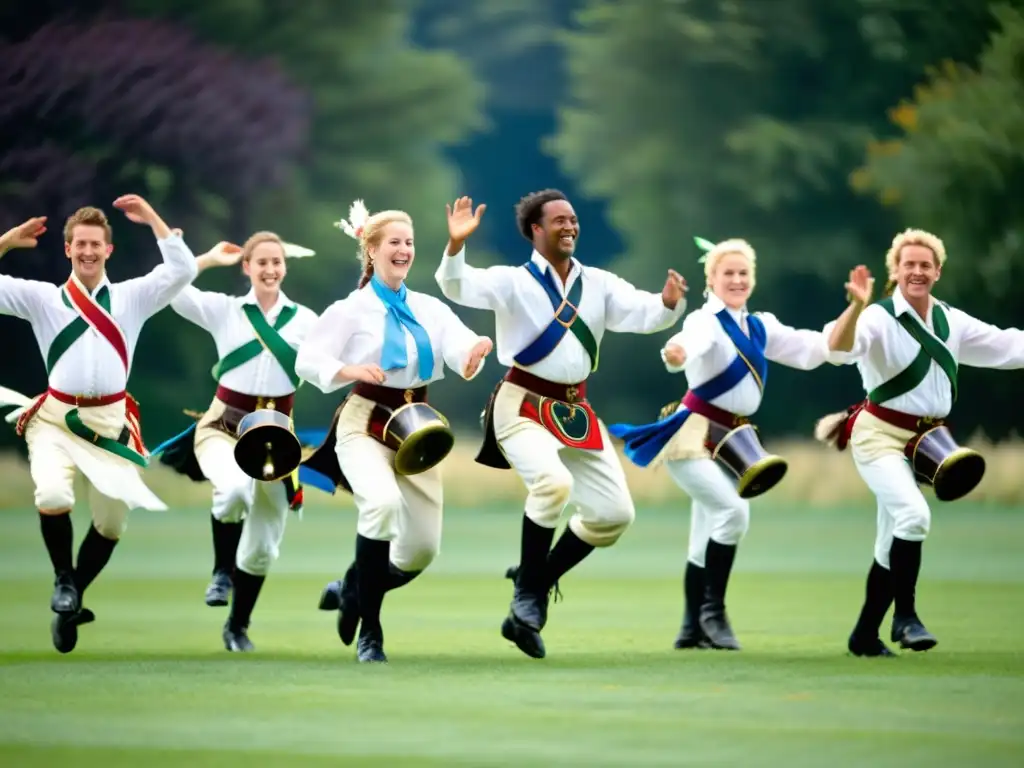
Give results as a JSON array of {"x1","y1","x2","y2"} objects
[{"x1": 566, "y1": 385, "x2": 579, "y2": 403}]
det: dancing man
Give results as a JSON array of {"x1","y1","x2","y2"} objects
[
  {"x1": 435, "y1": 191, "x2": 686, "y2": 659},
  {"x1": 821, "y1": 229, "x2": 1024, "y2": 656},
  {"x1": 0, "y1": 198, "x2": 198, "y2": 653}
]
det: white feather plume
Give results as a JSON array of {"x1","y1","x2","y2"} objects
[{"x1": 334, "y1": 199, "x2": 370, "y2": 244}]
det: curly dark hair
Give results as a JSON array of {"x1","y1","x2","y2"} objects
[{"x1": 514, "y1": 189, "x2": 568, "y2": 241}]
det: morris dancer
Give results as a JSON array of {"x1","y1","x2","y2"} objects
[
  {"x1": 607, "y1": 237, "x2": 868, "y2": 650},
  {"x1": 819, "y1": 229, "x2": 1024, "y2": 656},
  {"x1": 0, "y1": 198, "x2": 198, "y2": 653},
  {"x1": 434, "y1": 191, "x2": 686, "y2": 660},
  {"x1": 298, "y1": 200, "x2": 492, "y2": 663},
  {"x1": 151, "y1": 233, "x2": 319, "y2": 652}
]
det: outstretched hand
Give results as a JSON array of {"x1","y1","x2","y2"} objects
[
  {"x1": 113, "y1": 194, "x2": 157, "y2": 226},
  {"x1": 845, "y1": 265, "x2": 874, "y2": 306},
  {"x1": 662, "y1": 269, "x2": 687, "y2": 310},
  {"x1": 463, "y1": 337, "x2": 493, "y2": 379},
  {"x1": 0, "y1": 217, "x2": 47, "y2": 254},
  {"x1": 202, "y1": 241, "x2": 244, "y2": 268},
  {"x1": 446, "y1": 196, "x2": 486, "y2": 243}
]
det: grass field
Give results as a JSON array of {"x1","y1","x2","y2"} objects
[{"x1": 1, "y1": 498, "x2": 1022, "y2": 767}]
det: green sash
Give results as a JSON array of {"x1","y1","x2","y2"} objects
[
  {"x1": 868, "y1": 297, "x2": 958, "y2": 405},
  {"x1": 64, "y1": 409, "x2": 147, "y2": 468},
  {"x1": 47, "y1": 286, "x2": 112, "y2": 374},
  {"x1": 211, "y1": 304, "x2": 300, "y2": 388}
]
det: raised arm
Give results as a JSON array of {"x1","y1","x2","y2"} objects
[
  {"x1": 661, "y1": 310, "x2": 716, "y2": 373},
  {"x1": 0, "y1": 217, "x2": 54, "y2": 320},
  {"x1": 954, "y1": 309, "x2": 1024, "y2": 369},
  {"x1": 170, "y1": 241, "x2": 245, "y2": 330},
  {"x1": 827, "y1": 265, "x2": 873, "y2": 353},
  {"x1": 759, "y1": 312, "x2": 831, "y2": 371},
  {"x1": 603, "y1": 268, "x2": 687, "y2": 335},
  {"x1": 294, "y1": 299, "x2": 385, "y2": 393},
  {"x1": 435, "y1": 196, "x2": 515, "y2": 312},
  {"x1": 112, "y1": 196, "x2": 198, "y2": 317},
  {"x1": 435, "y1": 299, "x2": 491, "y2": 380}
]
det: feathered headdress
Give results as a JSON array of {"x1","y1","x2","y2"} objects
[
  {"x1": 694, "y1": 236, "x2": 716, "y2": 263},
  {"x1": 334, "y1": 199, "x2": 370, "y2": 258},
  {"x1": 282, "y1": 243, "x2": 315, "y2": 258}
]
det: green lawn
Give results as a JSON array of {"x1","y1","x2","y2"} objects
[{"x1": 0, "y1": 500, "x2": 1021, "y2": 767}]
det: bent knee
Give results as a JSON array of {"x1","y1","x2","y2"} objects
[
  {"x1": 893, "y1": 502, "x2": 931, "y2": 540},
  {"x1": 525, "y1": 467, "x2": 574, "y2": 527},
  {"x1": 35, "y1": 483, "x2": 74, "y2": 513},
  {"x1": 93, "y1": 509, "x2": 128, "y2": 540},
  {"x1": 571, "y1": 498, "x2": 636, "y2": 548},
  {"x1": 393, "y1": 544, "x2": 439, "y2": 573},
  {"x1": 212, "y1": 484, "x2": 254, "y2": 523},
  {"x1": 237, "y1": 543, "x2": 279, "y2": 576},
  {"x1": 712, "y1": 503, "x2": 750, "y2": 545}
]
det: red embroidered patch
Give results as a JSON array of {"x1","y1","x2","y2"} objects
[{"x1": 520, "y1": 396, "x2": 604, "y2": 451}]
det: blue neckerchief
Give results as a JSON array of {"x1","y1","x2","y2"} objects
[{"x1": 369, "y1": 274, "x2": 434, "y2": 381}]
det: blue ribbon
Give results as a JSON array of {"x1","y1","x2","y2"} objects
[
  {"x1": 369, "y1": 274, "x2": 434, "y2": 381},
  {"x1": 608, "y1": 310, "x2": 768, "y2": 467}
]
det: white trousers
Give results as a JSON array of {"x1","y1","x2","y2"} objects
[
  {"x1": 665, "y1": 457, "x2": 750, "y2": 566},
  {"x1": 853, "y1": 454, "x2": 930, "y2": 568},
  {"x1": 850, "y1": 413, "x2": 931, "y2": 568},
  {"x1": 195, "y1": 433, "x2": 289, "y2": 577},
  {"x1": 492, "y1": 381, "x2": 634, "y2": 546},
  {"x1": 24, "y1": 396, "x2": 166, "y2": 538},
  {"x1": 334, "y1": 395, "x2": 443, "y2": 573}
]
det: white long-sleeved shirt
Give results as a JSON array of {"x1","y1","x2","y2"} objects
[
  {"x1": 435, "y1": 247, "x2": 684, "y2": 384},
  {"x1": 825, "y1": 286, "x2": 1024, "y2": 418},
  {"x1": 663, "y1": 293, "x2": 831, "y2": 417},
  {"x1": 295, "y1": 282, "x2": 488, "y2": 395},
  {"x1": 0, "y1": 233, "x2": 198, "y2": 397},
  {"x1": 171, "y1": 286, "x2": 319, "y2": 398}
]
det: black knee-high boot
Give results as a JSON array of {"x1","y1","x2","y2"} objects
[
  {"x1": 546, "y1": 527, "x2": 595, "y2": 586},
  {"x1": 674, "y1": 561, "x2": 709, "y2": 649},
  {"x1": 848, "y1": 559, "x2": 895, "y2": 657},
  {"x1": 74, "y1": 525, "x2": 118, "y2": 595},
  {"x1": 355, "y1": 535, "x2": 390, "y2": 662},
  {"x1": 223, "y1": 569, "x2": 264, "y2": 652},
  {"x1": 511, "y1": 516, "x2": 556, "y2": 631},
  {"x1": 889, "y1": 537, "x2": 937, "y2": 650},
  {"x1": 39, "y1": 512, "x2": 77, "y2": 613},
  {"x1": 699, "y1": 540, "x2": 741, "y2": 650}
]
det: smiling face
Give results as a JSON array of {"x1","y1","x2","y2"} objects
[
  {"x1": 369, "y1": 221, "x2": 414, "y2": 288},
  {"x1": 65, "y1": 224, "x2": 113, "y2": 288},
  {"x1": 533, "y1": 199, "x2": 579, "y2": 260},
  {"x1": 895, "y1": 243, "x2": 940, "y2": 301},
  {"x1": 709, "y1": 251, "x2": 753, "y2": 309},
  {"x1": 243, "y1": 240, "x2": 287, "y2": 298}
]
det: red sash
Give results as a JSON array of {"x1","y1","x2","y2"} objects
[{"x1": 64, "y1": 275, "x2": 129, "y2": 372}]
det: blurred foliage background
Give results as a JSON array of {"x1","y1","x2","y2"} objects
[{"x1": 2, "y1": 0, "x2": 1023, "y2": 449}]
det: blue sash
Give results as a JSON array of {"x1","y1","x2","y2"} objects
[
  {"x1": 514, "y1": 261, "x2": 598, "y2": 371},
  {"x1": 607, "y1": 310, "x2": 767, "y2": 467}
]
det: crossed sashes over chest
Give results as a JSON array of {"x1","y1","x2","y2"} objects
[
  {"x1": 608, "y1": 309, "x2": 768, "y2": 467},
  {"x1": 212, "y1": 303, "x2": 301, "y2": 387},
  {"x1": 514, "y1": 261, "x2": 602, "y2": 450},
  {"x1": 867, "y1": 297, "x2": 958, "y2": 405},
  {"x1": 18, "y1": 276, "x2": 146, "y2": 465}
]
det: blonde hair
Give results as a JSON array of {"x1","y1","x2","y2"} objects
[
  {"x1": 703, "y1": 238, "x2": 757, "y2": 295},
  {"x1": 335, "y1": 200, "x2": 414, "y2": 288},
  {"x1": 241, "y1": 231, "x2": 286, "y2": 262},
  {"x1": 883, "y1": 228, "x2": 946, "y2": 295},
  {"x1": 64, "y1": 206, "x2": 112, "y2": 244}
]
